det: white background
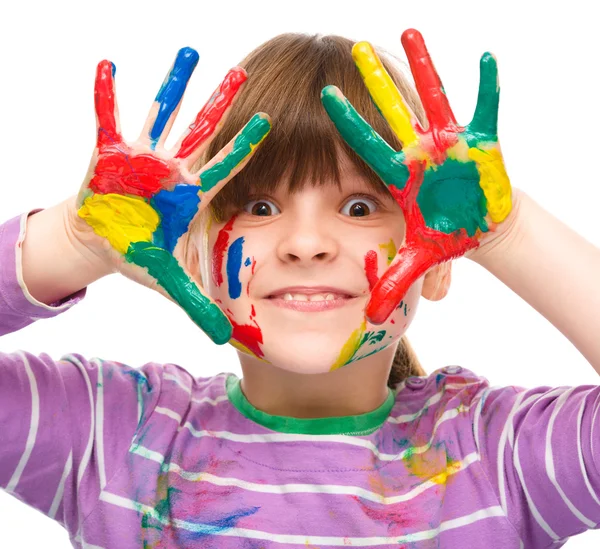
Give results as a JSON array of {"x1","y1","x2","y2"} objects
[{"x1": 1, "y1": 0, "x2": 599, "y2": 546}]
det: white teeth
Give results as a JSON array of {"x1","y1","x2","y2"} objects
[{"x1": 281, "y1": 292, "x2": 341, "y2": 301}]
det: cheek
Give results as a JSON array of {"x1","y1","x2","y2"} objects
[{"x1": 206, "y1": 218, "x2": 262, "y2": 303}]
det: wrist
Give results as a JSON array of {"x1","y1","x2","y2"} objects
[
  {"x1": 21, "y1": 198, "x2": 112, "y2": 305},
  {"x1": 467, "y1": 187, "x2": 528, "y2": 269}
]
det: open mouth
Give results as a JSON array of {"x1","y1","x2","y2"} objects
[{"x1": 266, "y1": 293, "x2": 358, "y2": 312}]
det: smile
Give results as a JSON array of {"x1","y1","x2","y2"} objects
[{"x1": 266, "y1": 294, "x2": 359, "y2": 312}]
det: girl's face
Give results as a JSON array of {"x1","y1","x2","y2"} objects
[{"x1": 197, "y1": 158, "x2": 424, "y2": 374}]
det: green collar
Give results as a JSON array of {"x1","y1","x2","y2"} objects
[{"x1": 225, "y1": 374, "x2": 395, "y2": 436}]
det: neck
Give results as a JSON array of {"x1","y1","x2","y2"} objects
[{"x1": 237, "y1": 344, "x2": 397, "y2": 419}]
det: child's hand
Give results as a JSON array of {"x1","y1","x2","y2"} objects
[
  {"x1": 71, "y1": 48, "x2": 271, "y2": 344},
  {"x1": 322, "y1": 29, "x2": 513, "y2": 324}
]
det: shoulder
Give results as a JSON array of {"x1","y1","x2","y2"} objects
[
  {"x1": 57, "y1": 352, "x2": 230, "y2": 401},
  {"x1": 392, "y1": 365, "x2": 497, "y2": 417}
]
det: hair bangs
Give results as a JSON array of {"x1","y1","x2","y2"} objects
[{"x1": 201, "y1": 33, "x2": 425, "y2": 222}]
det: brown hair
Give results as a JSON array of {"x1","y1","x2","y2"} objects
[{"x1": 192, "y1": 33, "x2": 428, "y2": 387}]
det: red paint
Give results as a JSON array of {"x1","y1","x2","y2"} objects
[
  {"x1": 94, "y1": 60, "x2": 121, "y2": 146},
  {"x1": 250, "y1": 304, "x2": 256, "y2": 318},
  {"x1": 390, "y1": 319, "x2": 395, "y2": 324},
  {"x1": 364, "y1": 250, "x2": 379, "y2": 291},
  {"x1": 366, "y1": 158, "x2": 478, "y2": 324},
  {"x1": 349, "y1": 494, "x2": 413, "y2": 537},
  {"x1": 229, "y1": 315, "x2": 264, "y2": 359},
  {"x1": 89, "y1": 152, "x2": 173, "y2": 198},
  {"x1": 211, "y1": 215, "x2": 236, "y2": 287},
  {"x1": 401, "y1": 30, "x2": 459, "y2": 138},
  {"x1": 92, "y1": 61, "x2": 179, "y2": 198},
  {"x1": 251, "y1": 257, "x2": 256, "y2": 275},
  {"x1": 175, "y1": 67, "x2": 247, "y2": 160}
]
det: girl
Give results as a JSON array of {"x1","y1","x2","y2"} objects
[{"x1": 1, "y1": 29, "x2": 599, "y2": 548}]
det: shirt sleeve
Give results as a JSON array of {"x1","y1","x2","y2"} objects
[
  {"x1": 470, "y1": 379, "x2": 600, "y2": 546},
  {"x1": 0, "y1": 210, "x2": 86, "y2": 337},
  {"x1": 0, "y1": 212, "x2": 163, "y2": 535},
  {"x1": 0, "y1": 351, "x2": 163, "y2": 536}
]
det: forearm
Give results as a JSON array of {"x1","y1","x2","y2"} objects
[
  {"x1": 21, "y1": 197, "x2": 112, "y2": 305},
  {"x1": 472, "y1": 190, "x2": 600, "y2": 374}
]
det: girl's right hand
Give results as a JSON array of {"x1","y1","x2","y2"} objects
[{"x1": 67, "y1": 48, "x2": 271, "y2": 345}]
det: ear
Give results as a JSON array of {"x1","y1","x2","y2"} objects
[{"x1": 421, "y1": 260, "x2": 452, "y2": 301}]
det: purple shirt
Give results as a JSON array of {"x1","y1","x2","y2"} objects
[{"x1": 1, "y1": 211, "x2": 600, "y2": 548}]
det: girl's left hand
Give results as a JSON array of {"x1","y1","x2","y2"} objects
[{"x1": 322, "y1": 29, "x2": 515, "y2": 325}]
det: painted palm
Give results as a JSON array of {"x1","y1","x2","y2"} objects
[
  {"x1": 322, "y1": 29, "x2": 512, "y2": 324},
  {"x1": 77, "y1": 48, "x2": 271, "y2": 344}
]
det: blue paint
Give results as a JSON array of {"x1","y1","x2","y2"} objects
[
  {"x1": 150, "y1": 184, "x2": 201, "y2": 253},
  {"x1": 244, "y1": 257, "x2": 251, "y2": 267},
  {"x1": 227, "y1": 237, "x2": 244, "y2": 299},
  {"x1": 180, "y1": 506, "x2": 260, "y2": 540},
  {"x1": 111, "y1": 62, "x2": 116, "y2": 77},
  {"x1": 122, "y1": 368, "x2": 150, "y2": 390},
  {"x1": 150, "y1": 47, "x2": 199, "y2": 144}
]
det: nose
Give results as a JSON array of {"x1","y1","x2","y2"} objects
[{"x1": 275, "y1": 209, "x2": 339, "y2": 266}]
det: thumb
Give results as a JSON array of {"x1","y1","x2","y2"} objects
[
  {"x1": 126, "y1": 242, "x2": 232, "y2": 344},
  {"x1": 365, "y1": 244, "x2": 443, "y2": 324}
]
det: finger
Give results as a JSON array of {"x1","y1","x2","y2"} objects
[
  {"x1": 95, "y1": 60, "x2": 122, "y2": 147},
  {"x1": 321, "y1": 85, "x2": 409, "y2": 189},
  {"x1": 467, "y1": 52, "x2": 500, "y2": 139},
  {"x1": 365, "y1": 244, "x2": 440, "y2": 325},
  {"x1": 126, "y1": 241, "x2": 233, "y2": 345},
  {"x1": 401, "y1": 29, "x2": 458, "y2": 132},
  {"x1": 141, "y1": 47, "x2": 199, "y2": 150},
  {"x1": 196, "y1": 112, "x2": 271, "y2": 199},
  {"x1": 351, "y1": 42, "x2": 419, "y2": 148},
  {"x1": 174, "y1": 67, "x2": 247, "y2": 165}
]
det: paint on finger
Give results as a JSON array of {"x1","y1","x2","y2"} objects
[
  {"x1": 150, "y1": 47, "x2": 199, "y2": 149},
  {"x1": 352, "y1": 41, "x2": 418, "y2": 147},
  {"x1": 175, "y1": 67, "x2": 247, "y2": 160},
  {"x1": 126, "y1": 241, "x2": 232, "y2": 344},
  {"x1": 198, "y1": 114, "x2": 271, "y2": 193},
  {"x1": 95, "y1": 60, "x2": 121, "y2": 146}
]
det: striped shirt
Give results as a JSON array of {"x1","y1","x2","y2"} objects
[{"x1": 2, "y1": 211, "x2": 600, "y2": 548}]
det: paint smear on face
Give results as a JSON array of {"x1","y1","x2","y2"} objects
[
  {"x1": 226, "y1": 237, "x2": 244, "y2": 299},
  {"x1": 329, "y1": 319, "x2": 388, "y2": 371},
  {"x1": 212, "y1": 215, "x2": 237, "y2": 287},
  {"x1": 227, "y1": 314, "x2": 265, "y2": 359}
]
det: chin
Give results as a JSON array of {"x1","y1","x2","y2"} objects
[{"x1": 258, "y1": 337, "x2": 348, "y2": 375}]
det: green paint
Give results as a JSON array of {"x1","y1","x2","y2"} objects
[
  {"x1": 321, "y1": 85, "x2": 409, "y2": 188},
  {"x1": 466, "y1": 52, "x2": 499, "y2": 142},
  {"x1": 368, "y1": 330, "x2": 386, "y2": 345},
  {"x1": 125, "y1": 241, "x2": 232, "y2": 344},
  {"x1": 199, "y1": 113, "x2": 271, "y2": 192},
  {"x1": 417, "y1": 159, "x2": 489, "y2": 237}
]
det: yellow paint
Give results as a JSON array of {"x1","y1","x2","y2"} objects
[
  {"x1": 468, "y1": 146, "x2": 512, "y2": 223},
  {"x1": 78, "y1": 193, "x2": 159, "y2": 254},
  {"x1": 329, "y1": 319, "x2": 367, "y2": 371},
  {"x1": 352, "y1": 41, "x2": 419, "y2": 148},
  {"x1": 446, "y1": 140, "x2": 470, "y2": 163},
  {"x1": 229, "y1": 339, "x2": 269, "y2": 363},
  {"x1": 379, "y1": 238, "x2": 397, "y2": 265}
]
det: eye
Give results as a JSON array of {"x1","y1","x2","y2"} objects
[
  {"x1": 340, "y1": 194, "x2": 380, "y2": 217},
  {"x1": 243, "y1": 198, "x2": 281, "y2": 217}
]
